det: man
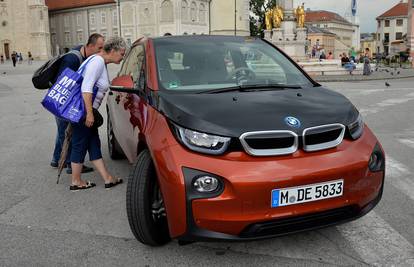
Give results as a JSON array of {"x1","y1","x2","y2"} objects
[{"x1": 50, "y1": 33, "x2": 104, "y2": 174}]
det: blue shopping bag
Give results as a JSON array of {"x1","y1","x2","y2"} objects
[{"x1": 41, "y1": 56, "x2": 96, "y2": 123}]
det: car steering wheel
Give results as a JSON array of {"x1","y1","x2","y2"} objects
[{"x1": 226, "y1": 67, "x2": 256, "y2": 82}]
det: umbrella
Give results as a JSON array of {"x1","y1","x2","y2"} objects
[{"x1": 56, "y1": 124, "x2": 72, "y2": 184}]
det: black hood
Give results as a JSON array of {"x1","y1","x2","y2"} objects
[{"x1": 157, "y1": 86, "x2": 358, "y2": 137}]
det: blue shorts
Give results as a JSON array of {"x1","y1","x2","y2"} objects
[{"x1": 70, "y1": 122, "x2": 102, "y2": 164}]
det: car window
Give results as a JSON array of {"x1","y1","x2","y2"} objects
[
  {"x1": 119, "y1": 44, "x2": 145, "y2": 82},
  {"x1": 154, "y1": 37, "x2": 313, "y2": 92}
]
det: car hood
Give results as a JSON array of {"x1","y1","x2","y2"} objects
[{"x1": 157, "y1": 86, "x2": 358, "y2": 137}]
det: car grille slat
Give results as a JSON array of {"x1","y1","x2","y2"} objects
[{"x1": 302, "y1": 124, "x2": 345, "y2": 152}]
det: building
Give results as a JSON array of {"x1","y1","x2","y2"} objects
[
  {"x1": 46, "y1": 0, "x2": 117, "y2": 56},
  {"x1": 45, "y1": 0, "x2": 250, "y2": 56},
  {"x1": 210, "y1": 0, "x2": 249, "y2": 36},
  {"x1": 360, "y1": 33, "x2": 377, "y2": 57},
  {"x1": 0, "y1": 0, "x2": 51, "y2": 60},
  {"x1": 376, "y1": 1, "x2": 409, "y2": 55},
  {"x1": 305, "y1": 10, "x2": 355, "y2": 49},
  {"x1": 306, "y1": 26, "x2": 336, "y2": 57}
]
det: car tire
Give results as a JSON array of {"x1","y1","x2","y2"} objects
[
  {"x1": 106, "y1": 108, "x2": 125, "y2": 160},
  {"x1": 126, "y1": 149, "x2": 171, "y2": 246}
]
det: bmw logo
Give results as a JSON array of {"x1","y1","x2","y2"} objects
[{"x1": 284, "y1": 116, "x2": 301, "y2": 128}]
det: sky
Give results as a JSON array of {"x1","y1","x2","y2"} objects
[{"x1": 292, "y1": 0, "x2": 402, "y2": 33}]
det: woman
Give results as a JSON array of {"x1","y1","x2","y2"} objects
[
  {"x1": 363, "y1": 48, "x2": 371, "y2": 76},
  {"x1": 69, "y1": 36, "x2": 127, "y2": 190}
]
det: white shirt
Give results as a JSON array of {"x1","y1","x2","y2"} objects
[{"x1": 79, "y1": 55, "x2": 110, "y2": 109}]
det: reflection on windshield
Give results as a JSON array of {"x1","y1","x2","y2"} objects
[{"x1": 154, "y1": 38, "x2": 312, "y2": 92}]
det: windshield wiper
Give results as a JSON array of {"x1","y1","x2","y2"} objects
[{"x1": 199, "y1": 84, "x2": 302, "y2": 94}]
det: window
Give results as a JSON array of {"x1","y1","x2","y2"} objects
[
  {"x1": 76, "y1": 14, "x2": 81, "y2": 26},
  {"x1": 64, "y1": 16, "x2": 69, "y2": 27},
  {"x1": 65, "y1": 32, "x2": 71, "y2": 43},
  {"x1": 89, "y1": 12, "x2": 96, "y2": 25},
  {"x1": 119, "y1": 45, "x2": 145, "y2": 83},
  {"x1": 384, "y1": 33, "x2": 389, "y2": 43},
  {"x1": 161, "y1": 0, "x2": 174, "y2": 22},
  {"x1": 199, "y1": 3, "x2": 206, "y2": 23},
  {"x1": 190, "y1": 1, "x2": 197, "y2": 22},
  {"x1": 101, "y1": 12, "x2": 106, "y2": 24},
  {"x1": 40, "y1": 10, "x2": 43, "y2": 20},
  {"x1": 396, "y1": 19, "x2": 403, "y2": 26},
  {"x1": 385, "y1": 20, "x2": 390, "y2": 27},
  {"x1": 396, "y1": 32, "x2": 403, "y2": 40},
  {"x1": 113, "y1": 29, "x2": 118, "y2": 36},
  {"x1": 77, "y1": 32, "x2": 83, "y2": 43},
  {"x1": 181, "y1": 0, "x2": 188, "y2": 21},
  {"x1": 112, "y1": 10, "x2": 118, "y2": 25}
]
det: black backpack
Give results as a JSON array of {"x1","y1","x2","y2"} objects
[{"x1": 32, "y1": 50, "x2": 82, "y2": 90}]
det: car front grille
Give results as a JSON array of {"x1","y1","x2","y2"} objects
[
  {"x1": 239, "y1": 205, "x2": 358, "y2": 238},
  {"x1": 239, "y1": 124, "x2": 346, "y2": 156},
  {"x1": 303, "y1": 124, "x2": 346, "y2": 152},
  {"x1": 239, "y1": 131, "x2": 299, "y2": 156}
]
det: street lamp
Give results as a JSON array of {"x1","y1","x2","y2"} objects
[{"x1": 234, "y1": 0, "x2": 237, "y2": 36}]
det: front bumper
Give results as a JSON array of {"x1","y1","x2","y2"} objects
[{"x1": 150, "y1": 114, "x2": 384, "y2": 241}]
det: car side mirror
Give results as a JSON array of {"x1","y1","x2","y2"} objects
[{"x1": 110, "y1": 75, "x2": 141, "y2": 94}]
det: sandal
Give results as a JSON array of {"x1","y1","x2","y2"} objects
[
  {"x1": 105, "y1": 177, "x2": 123, "y2": 189},
  {"x1": 70, "y1": 181, "x2": 96, "y2": 191}
]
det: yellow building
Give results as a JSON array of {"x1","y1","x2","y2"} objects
[{"x1": 0, "y1": 0, "x2": 51, "y2": 60}]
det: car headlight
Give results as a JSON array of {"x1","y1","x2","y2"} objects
[
  {"x1": 348, "y1": 113, "x2": 364, "y2": 140},
  {"x1": 171, "y1": 123, "x2": 231, "y2": 155}
]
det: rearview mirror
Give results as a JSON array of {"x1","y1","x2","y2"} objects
[{"x1": 110, "y1": 75, "x2": 140, "y2": 94}]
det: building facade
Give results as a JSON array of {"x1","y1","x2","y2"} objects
[
  {"x1": 360, "y1": 33, "x2": 377, "y2": 57},
  {"x1": 306, "y1": 10, "x2": 355, "y2": 49},
  {"x1": 0, "y1": 0, "x2": 51, "y2": 60},
  {"x1": 376, "y1": 1, "x2": 408, "y2": 55},
  {"x1": 46, "y1": 0, "x2": 249, "y2": 56}
]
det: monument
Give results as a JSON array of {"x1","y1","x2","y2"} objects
[
  {"x1": 408, "y1": 0, "x2": 414, "y2": 67},
  {"x1": 263, "y1": 0, "x2": 307, "y2": 61}
]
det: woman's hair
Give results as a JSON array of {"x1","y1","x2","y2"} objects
[{"x1": 103, "y1": 36, "x2": 127, "y2": 53}]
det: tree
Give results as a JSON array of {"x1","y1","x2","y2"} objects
[{"x1": 249, "y1": 0, "x2": 277, "y2": 37}]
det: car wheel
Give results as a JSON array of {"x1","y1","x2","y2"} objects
[
  {"x1": 126, "y1": 149, "x2": 171, "y2": 246},
  {"x1": 106, "y1": 108, "x2": 125, "y2": 160}
]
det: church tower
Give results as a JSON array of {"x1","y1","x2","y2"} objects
[{"x1": 210, "y1": 0, "x2": 250, "y2": 36}]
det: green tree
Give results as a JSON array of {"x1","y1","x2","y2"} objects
[{"x1": 249, "y1": 0, "x2": 277, "y2": 37}]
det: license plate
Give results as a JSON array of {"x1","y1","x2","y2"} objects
[{"x1": 271, "y1": 179, "x2": 344, "y2": 208}]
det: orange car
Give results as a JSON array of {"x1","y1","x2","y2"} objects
[{"x1": 107, "y1": 36, "x2": 385, "y2": 246}]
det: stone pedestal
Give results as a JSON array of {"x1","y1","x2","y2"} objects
[
  {"x1": 264, "y1": 30, "x2": 272, "y2": 40},
  {"x1": 262, "y1": 0, "x2": 307, "y2": 61},
  {"x1": 272, "y1": 28, "x2": 283, "y2": 42}
]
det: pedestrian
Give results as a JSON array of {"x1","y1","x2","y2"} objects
[
  {"x1": 50, "y1": 33, "x2": 105, "y2": 175},
  {"x1": 363, "y1": 48, "x2": 372, "y2": 76},
  {"x1": 341, "y1": 53, "x2": 349, "y2": 67},
  {"x1": 11, "y1": 51, "x2": 17, "y2": 67},
  {"x1": 327, "y1": 52, "x2": 334, "y2": 60},
  {"x1": 0, "y1": 54, "x2": 4, "y2": 64},
  {"x1": 69, "y1": 36, "x2": 127, "y2": 190},
  {"x1": 18, "y1": 52, "x2": 23, "y2": 64},
  {"x1": 28, "y1": 51, "x2": 33, "y2": 65}
]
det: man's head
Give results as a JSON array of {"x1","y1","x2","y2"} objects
[{"x1": 85, "y1": 33, "x2": 105, "y2": 56}]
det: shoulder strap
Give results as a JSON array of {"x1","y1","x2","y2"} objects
[
  {"x1": 68, "y1": 50, "x2": 83, "y2": 64},
  {"x1": 77, "y1": 55, "x2": 98, "y2": 75}
]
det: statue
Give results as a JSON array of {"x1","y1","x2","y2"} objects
[
  {"x1": 272, "y1": 5, "x2": 284, "y2": 29},
  {"x1": 265, "y1": 9, "x2": 273, "y2": 30},
  {"x1": 294, "y1": 3, "x2": 305, "y2": 28}
]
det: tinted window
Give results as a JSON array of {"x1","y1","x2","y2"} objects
[
  {"x1": 119, "y1": 44, "x2": 145, "y2": 82},
  {"x1": 153, "y1": 37, "x2": 313, "y2": 92}
]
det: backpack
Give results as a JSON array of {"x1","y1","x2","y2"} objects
[{"x1": 32, "y1": 50, "x2": 82, "y2": 90}]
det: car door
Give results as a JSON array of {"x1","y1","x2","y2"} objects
[{"x1": 109, "y1": 44, "x2": 146, "y2": 162}]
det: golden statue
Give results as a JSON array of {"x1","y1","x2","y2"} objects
[
  {"x1": 265, "y1": 9, "x2": 273, "y2": 30},
  {"x1": 272, "y1": 5, "x2": 284, "y2": 29},
  {"x1": 294, "y1": 3, "x2": 306, "y2": 28}
]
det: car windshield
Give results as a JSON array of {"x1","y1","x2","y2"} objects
[{"x1": 153, "y1": 36, "x2": 314, "y2": 92}]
